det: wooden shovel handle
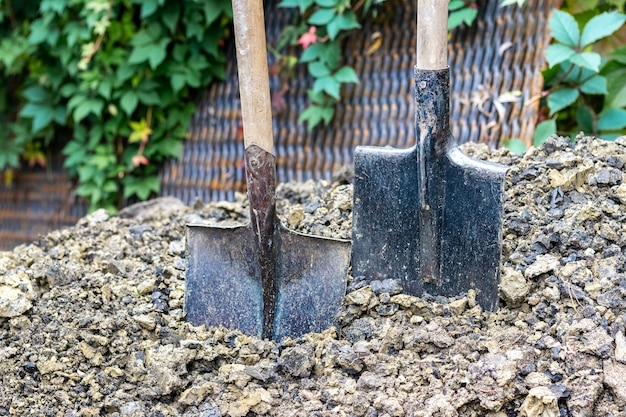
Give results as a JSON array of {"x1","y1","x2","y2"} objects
[
  {"x1": 232, "y1": 0, "x2": 274, "y2": 154},
  {"x1": 416, "y1": 0, "x2": 448, "y2": 70}
]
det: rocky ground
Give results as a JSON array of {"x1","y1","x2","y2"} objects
[{"x1": 2, "y1": 135, "x2": 626, "y2": 417}]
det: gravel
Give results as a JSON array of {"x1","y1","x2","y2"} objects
[{"x1": 2, "y1": 134, "x2": 626, "y2": 416}]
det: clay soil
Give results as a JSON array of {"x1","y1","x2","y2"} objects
[{"x1": 2, "y1": 135, "x2": 626, "y2": 417}]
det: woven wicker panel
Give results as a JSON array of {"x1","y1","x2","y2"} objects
[
  {"x1": 160, "y1": 0, "x2": 560, "y2": 203},
  {"x1": 0, "y1": 154, "x2": 87, "y2": 250},
  {"x1": 0, "y1": 0, "x2": 558, "y2": 250}
]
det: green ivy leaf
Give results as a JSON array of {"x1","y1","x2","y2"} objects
[
  {"x1": 279, "y1": 0, "x2": 314, "y2": 13},
  {"x1": 570, "y1": 52, "x2": 601, "y2": 72},
  {"x1": 140, "y1": 1, "x2": 158, "y2": 19},
  {"x1": 306, "y1": 89, "x2": 327, "y2": 105},
  {"x1": 448, "y1": 0, "x2": 465, "y2": 11},
  {"x1": 123, "y1": 175, "x2": 160, "y2": 200},
  {"x1": 533, "y1": 119, "x2": 557, "y2": 147},
  {"x1": 154, "y1": 138, "x2": 183, "y2": 158},
  {"x1": 448, "y1": 8, "x2": 478, "y2": 30},
  {"x1": 308, "y1": 8, "x2": 336, "y2": 25},
  {"x1": 548, "y1": 88, "x2": 580, "y2": 116},
  {"x1": 120, "y1": 91, "x2": 139, "y2": 116},
  {"x1": 333, "y1": 66, "x2": 359, "y2": 83},
  {"x1": 315, "y1": 0, "x2": 338, "y2": 7},
  {"x1": 545, "y1": 44, "x2": 576, "y2": 68},
  {"x1": 598, "y1": 108, "x2": 626, "y2": 130},
  {"x1": 502, "y1": 139, "x2": 528, "y2": 155},
  {"x1": 298, "y1": 105, "x2": 334, "y2": 130},
  {"x1": 73, "y1": 98, "x2": 104, "y2": 123},
  {"x1": 580, "y1": 12, "x2": 626, "y2": 48},
  {"x1": 300, "y1": 43, "x2": 324, "y2": 62},
  {"x1": 170, "y1": 73, "x2": 186, "y2": 92},
  {"x1": 20, "y1": 103, "x2": 54, "y2": 132},
  {"x1": 41, "y1": 0, "x2": 69, "y2": 14},
  {"x1": 137, "y1": 90, "x2": 161, "y2": 105},
  {"x1": 605, "y1": 70, "x2": 626, "y2": 109},
  {"x1": 580, "y1": 75, "x2": 607, "y2": 95},
  {"x1": 313, "y1": 75, "x2": 341, "y2": 99},
  {"x1": 204, "y1": 0, "x2": 232, "y2": 24},
  {"x1": 22, "y1": 85, "x2": 49, "y2": 103},
  {"x1": 162, "y1": 3, "x2": 181, "y2": 33},
  {"x1": 28, "y1": 19, "x2": 52, "y2": 45},
  {"x1": 576, "y1": 104, "x2": 595, "y2": 132},
  {"x1": 550, "y1": 10, "x2": 580, "y2": 47},
  {"x1": 327, "y1": 11, "x2": 361, "y2": 40},
  {"x1": 308, "y1": 61, "x2": 331, "y2": 77}
]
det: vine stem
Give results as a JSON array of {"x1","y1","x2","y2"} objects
[{"x1": 83, "y1": 0, "x2": 113, "y2": 64}]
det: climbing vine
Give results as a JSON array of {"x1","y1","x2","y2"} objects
[{"x1": 0, "y1": 0, "x2": 231, "y2": 212}]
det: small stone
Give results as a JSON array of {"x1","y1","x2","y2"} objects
[
  {"x1": 519, "y1": 386, "x2": 559, "y2": 417},
  {"x1": 344, "y1": 286, "x2": 375, "y2": 307},
  {"x1": 500, "y1": 267, "x2": 530, "y2": 306},
  {"x1": 134, "y1": 314, "x2": 156, "y2": 330},
  {"x1": 614, "y1": 183, "x2": 626, "y2": 204},
  {"x1": 278, "y1": 345, "x2": 314, "y2": 378},
  {"x1": 389, "y1": 294, "x2": 416, "y2": 308},
  {"x1": 603, "y1": 359, "x2": 626, "y2": 406},
  {"x1": 448, "y1": 297, "x2": 468, "y2": 315},
  {"x1": 357, "y1": 371, "x2": 383, "y2": 389},
  {"x1": 78, "y1": 342, "x2": 97, "y2": 360},
  {"x1": 593, "y1": 167, "x2": 622, "y2": 186},
  {"x1": 136, "y1": 278, "x2": 156, "y2": 296},
  {"x1": 84, "y1": 209, "x2": 109, "y2": 225},
  {"x1": 179, "y1": 384, "x2": 213, "y2": 406},
  {"x1": 168, "y1": 240, "x2": 185, "y2": 256},
  {"x1": 0, "y1": 285, "x2": 32, "y2": 318},
  {"x1": 524, "y1": 254, "x2": 560, "y2": 279},
  {"x1": 287, "y1": 207, "x2": 305, "y2": 228}
]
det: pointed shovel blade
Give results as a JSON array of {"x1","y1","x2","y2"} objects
[{"x1": 184, "y1": 222, "x2": 350, "y2": 340}]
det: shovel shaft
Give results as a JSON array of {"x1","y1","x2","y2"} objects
[
  {"x1": 233, "y1": 0, "x2": 278, "y2": 339},
  {"x1": 416, "y1": 0, "x2": 448, "y2": 70},
  {"x1": 232, "y1": 0, "x2": 274, "y2": 155}
]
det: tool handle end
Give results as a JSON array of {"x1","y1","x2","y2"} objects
[{"x1": 416, "y1": 0, "x2": 448, "y2": 70}]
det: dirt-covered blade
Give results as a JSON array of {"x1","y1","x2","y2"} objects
[
  {"x1": 351, "y1": 1, "x2": 507, "y2": 310},
  {"x1": 185, "y1": 222, "x2": 350, "y2": 340}
]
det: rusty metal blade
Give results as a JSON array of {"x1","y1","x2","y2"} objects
[
  {"x1": 274, "y1": 224, "x2": 351, "y2": 341},
  {"x1": 185, "y1": 224, "x2": 263, "y2": 336},
  {"x1": 184, "y1": 221, "x2": 350, "y2": 340}
]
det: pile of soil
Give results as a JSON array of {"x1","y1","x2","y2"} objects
[{"x1": 2, "y1": 135, "x2": 626, "y2": 417}]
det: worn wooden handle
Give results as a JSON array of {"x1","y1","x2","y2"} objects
[
  {"x1": 232, "y1": 0, "x2": 274, "y2": 154},
  {"x1": 416, "y1": 0, "x2": 448, "y2": 70}
]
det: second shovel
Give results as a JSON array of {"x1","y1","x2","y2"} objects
[{"x1": 351, "y1": 0, "x2": 507, "y2": 310}]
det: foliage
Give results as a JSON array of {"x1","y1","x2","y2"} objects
[
  {"x1": 503, "y1": 1, "x2": 626, "y2": 154},
  {"x1": 542, "y1": 3, "x2": 626, "y2": 140},
  {"x1": 448, "y1": 0, "x2": 478, "y2": 30},
  {"x1": 0, "y1": 0, "x2": 231, "y2": 212}
]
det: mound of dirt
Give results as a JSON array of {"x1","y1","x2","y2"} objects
[{"x1": 1, "y1": 135, "x2": 626, "y2": 416}]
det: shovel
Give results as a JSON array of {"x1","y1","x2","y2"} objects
[
  {"x1": 184, "y1": 0, "x2": 351, "y2": 341},
  {"x1": 351, "y1": 0, "x2": 507, "y2": 311}
]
